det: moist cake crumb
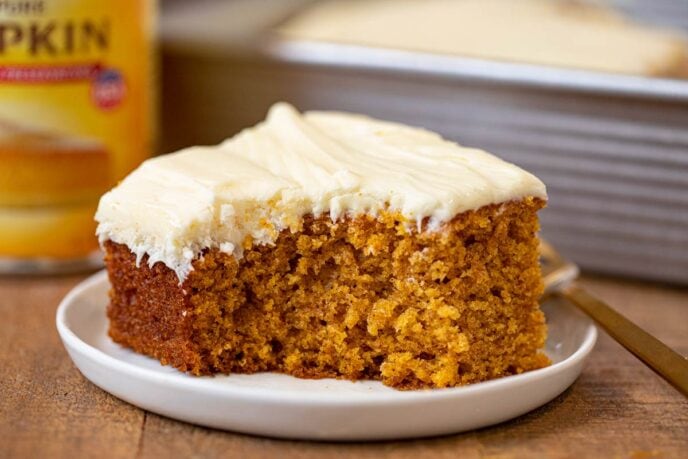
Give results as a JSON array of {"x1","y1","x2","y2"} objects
[
  {"x1": 105, "y1": 198, "x2": 548, "y2": 389},
  {"x1": 98, "y1": 103, "x2": 550, "y2": 389}
]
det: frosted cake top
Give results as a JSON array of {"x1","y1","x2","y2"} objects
[{"x1": 96, "y1": 103, "x2": 546, "y2": 280}]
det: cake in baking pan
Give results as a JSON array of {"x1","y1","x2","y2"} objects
[
  {"x1": 96, "y1": 103, "x2": 549, "y2": 389},
  {"x1": 279, "y1": 0, "x2": 688, "y2": 77}
]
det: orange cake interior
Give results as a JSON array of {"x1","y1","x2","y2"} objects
[{"x1": 97, "y1": 103, "x2": 549, "y2": 389}]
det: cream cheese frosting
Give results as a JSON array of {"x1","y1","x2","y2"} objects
[
  {"x1": 278, "y1": 0, "x2": 688, "y2": 76},
  {"x1": 96, "y1": 103, "x2": 546, "y2": 281}
]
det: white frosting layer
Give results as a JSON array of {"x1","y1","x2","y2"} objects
[
  {"x1": 96, "y1": 103, "x2": 546, "y2": 280},
  {"x1": 279, "y1": 0, "x2": 687, "y2": 76}
]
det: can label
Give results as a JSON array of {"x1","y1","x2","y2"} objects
[{"x1": 0, "y1": 0, "x2": 155, "y2": 262}]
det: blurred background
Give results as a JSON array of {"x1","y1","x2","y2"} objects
[
  {"x1": 2, "y1": 0, "x2": 688, "y2": 284},
  {"x1": 160, "y1": 0, "x2": 688, "y2": 284}
]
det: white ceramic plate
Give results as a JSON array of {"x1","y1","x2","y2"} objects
[{"x1": 56, "y1": 270, "x2": 597, "y2": 441}]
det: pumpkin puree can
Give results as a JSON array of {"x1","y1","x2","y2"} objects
[{"x1": 0, "y1": 0, "x2": 156, "y2": 272}]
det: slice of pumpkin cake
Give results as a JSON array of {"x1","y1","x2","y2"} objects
[{"x1": 96, "y1": 103, "x2": 549, "y2": 389}]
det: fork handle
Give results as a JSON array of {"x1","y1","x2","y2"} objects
[{"x1": 556, "y1": 283, "x2": 688, "y2": 398}]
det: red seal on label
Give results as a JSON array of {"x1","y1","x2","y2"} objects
[{"x1": 91, "y1": 69, "x2": 126, "y2": 110}]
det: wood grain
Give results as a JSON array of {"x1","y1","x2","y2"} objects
[{"x1": 1, "y1": 273, "x2": 686, "y2": 459}]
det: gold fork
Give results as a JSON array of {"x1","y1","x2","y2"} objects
[{"x1": 540, "y1": 240, "x2": 688, "y2": 398}]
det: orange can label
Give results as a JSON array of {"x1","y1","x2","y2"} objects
[{"x1": 0, "y1": 0, "x2": 155, "y2": 263}]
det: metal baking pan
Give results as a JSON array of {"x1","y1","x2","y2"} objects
[{"x1": 160, "y1": 0, "x2": 688, "y2": 284}]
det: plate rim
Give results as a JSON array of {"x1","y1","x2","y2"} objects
[{"x1": 56, "y1": 270, "x2": 598, "y2": 406}]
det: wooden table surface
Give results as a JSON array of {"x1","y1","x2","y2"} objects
[{"x1": 1, "y1": 273, "x2": 686, "y2": 459}]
